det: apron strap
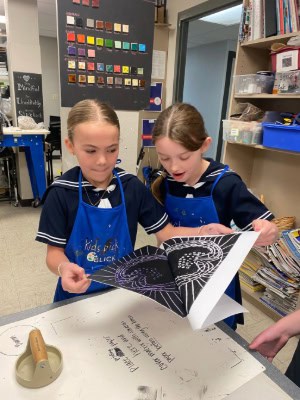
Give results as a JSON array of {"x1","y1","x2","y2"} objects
[
  {"x1": 210, "y1": 165, "x2": 229, "y2": 195},
  {"x1": 78, "y1": 170, "x2": 83, "y2": 202},
  {"x1": 113, "y1": 168, "x2": 126, "y2": 205}
]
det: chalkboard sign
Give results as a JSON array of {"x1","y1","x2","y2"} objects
[{"x1": 13, "y1": 72, "x2": 44, "y2": 123}]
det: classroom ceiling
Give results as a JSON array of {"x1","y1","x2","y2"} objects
[
  {"x1": 0, "y1": 1, "x2": 239, "y2": 47},
  {"x1": 188, "y1": 19, "x2": 239, "y2": 48}
]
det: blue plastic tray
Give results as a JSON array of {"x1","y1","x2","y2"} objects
[{"x1": 262, "y1": 123, "x2": 300, "y2": 152}]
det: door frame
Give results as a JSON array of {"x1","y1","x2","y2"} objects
[
  {"x1": 216, "y1": 50, "x2": 236, "y2": 161},
  {"x1": 173, "y1": 0, "x2": 241, "y2": 103}
]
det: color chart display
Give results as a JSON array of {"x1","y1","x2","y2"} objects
[{"x1": 57, "y1": 0, "x2": 155, "y2": 110}]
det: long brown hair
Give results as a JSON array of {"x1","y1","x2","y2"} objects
[
  {"x1": 67, "y1": 99, "x2": 120, "y2": 142},
  {"x1": 151, "y1": 103, "x2": 208, "y2": 204},
  {"x1": 152, "y1": 102, "x2": 208, "y2": 150}
]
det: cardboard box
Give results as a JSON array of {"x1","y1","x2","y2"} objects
[{"x1": 271, "y1": 47, "x2": 300, "y2": 72}]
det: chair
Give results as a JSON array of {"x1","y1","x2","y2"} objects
[{"x1": 45, "y1": 116, "x2": 61, "y2": 185}]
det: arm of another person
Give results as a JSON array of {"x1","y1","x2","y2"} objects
[{"x1": 249, "y1": 309, "x2": 300, "y2": 361}]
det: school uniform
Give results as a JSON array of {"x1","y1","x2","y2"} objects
[
  {"x1": 36, "y1": 166, "x2": 169, "y2": 302},
  {"x1": 158, "y1": 159, "x2": 274, "y2": 329},
  {"x1": 285, "y1": 339, "x2": 300, "y2": 387}
]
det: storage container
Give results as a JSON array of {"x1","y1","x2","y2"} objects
[
  {"x1": 233, "y1": 74, "x2": 274, "y2": 94},
  {"x1": 271, "y1": 47, "x2": 300, "y2": 72},
  {"x1": 223, "y1": 120, "x2": 263, "y2": 145},
  {"x1": 262, "y1": 123, "x2": 300, "y2": 152},
  {"x1": 274, "y1": 70, "x2": 300, "y2": 94}
]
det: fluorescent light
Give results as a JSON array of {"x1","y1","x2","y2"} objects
[
  {"x1": 199, "y1": 4, "x2": 242, "y2": 26},
  {"x1": 0, "y1": 16, "x2": 5, "y2": 24}
]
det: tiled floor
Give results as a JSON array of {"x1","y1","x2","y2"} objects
[{"x1": 0, "y1": 200, "x2": 298, "y2": 375}]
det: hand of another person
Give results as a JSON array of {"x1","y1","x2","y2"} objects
[
  {"x1": 249, "y1": 324, "x2": 290, "y2": 362},
  {"x1": 59, "y1": 262, "x2": 91, "y2": 293},
  {"x1": 199, "y1": 223, "x2": 233, "y2": 235},
  {"x1": 252, "y1": 219, "x2": 278, "y2": 246}
]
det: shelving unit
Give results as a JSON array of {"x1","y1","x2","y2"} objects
[{"x1": 223, "y1": 29, "x2": 300, "y2": 320}]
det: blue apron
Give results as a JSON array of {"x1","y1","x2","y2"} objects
[
  {"x1": 53, "y1": 169, "x2": 133, "y2": 302},
  {"x1": 165, "y1": 166, "x2": 243, "y2": 329}
]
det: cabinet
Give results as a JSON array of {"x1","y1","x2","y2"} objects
[{"x1": 223, "y1": 32, "x2": 300, "y2": 320}]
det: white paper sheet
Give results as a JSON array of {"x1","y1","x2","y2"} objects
[
  {"x1": 0, "y1": 289, "x2": 265, "y2": 399},
  {"x1": 171, "y1": 231, "x2": 259, "y2": 329},
  {"x1": 151, "y1": 49, "x2": 166, "y2": 79}
]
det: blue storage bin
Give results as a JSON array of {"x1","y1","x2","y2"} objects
[{"x1": 262, "y1": 123, "x2": 300, "y2": 152}]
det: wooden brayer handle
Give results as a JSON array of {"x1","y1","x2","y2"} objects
[{"x1": 29, "y1": 329, "x2": 48, "y2": 364}]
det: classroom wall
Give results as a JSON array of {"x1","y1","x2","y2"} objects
[
  {"x1": 59, "y1": 0, "x2": 207, "y2": 174},
  {"x1": 39, "y1": 36, "x2": 60, "y2": 128},
  {"x1": 165, "y1": 0, "x2": 207, "y2": 106},
  {"x1": 183, "y1": 40, "x2": 236, "y2": 159}
]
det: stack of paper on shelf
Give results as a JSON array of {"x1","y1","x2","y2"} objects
[
  {"x1": 252, "y1": 228, "x2": 300, "y2": 316},
  {"x1": 239, "y1": 249, "x2": 266, "y2": 292}
]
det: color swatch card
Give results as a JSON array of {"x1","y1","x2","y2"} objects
[{"x1": 57, "y1": 0, "x2": 155, "y2": 110}]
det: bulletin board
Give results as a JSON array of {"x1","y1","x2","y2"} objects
[{"x1": 57, "y1": 0, "x2": 155, "y2": 110}]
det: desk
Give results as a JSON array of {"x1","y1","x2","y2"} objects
[
  {"x1": 0, "y1": 291, "x2": 300, "y2": 399},
  {"x1": 0, "y1": 127, "x2": 49, "y2": 205}
]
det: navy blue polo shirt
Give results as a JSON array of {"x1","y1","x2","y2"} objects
[
  {"x1": 36, "y1": 166, "x2": 169, "y2": 248},
  {"x1": 157, "y1": 159, "x2": 274, "y2": 229}
]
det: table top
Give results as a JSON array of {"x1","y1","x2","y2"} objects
[
  {"x1": 3, "y1": 126, "x2": 49, "y2": 135},
  {"x1": 0, "y1": 291, "x2": 299, "y2": 399}
]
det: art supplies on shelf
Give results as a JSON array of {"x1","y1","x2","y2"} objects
[
  {"x1": 233, "y1": 73, "x2": 275, "y2": 94},
  {"x1": 91, "y1": 232, "x2": 259, "y2": 330},
  {"x1": 223, "y1": 119, "x2": 262, "y2": 145},
  {"x1": 227, "y1": 0, "x2": 300, "y2": 321},
  {"x1": 274, "y1": 70, "x2": 300, "y2": 94}
]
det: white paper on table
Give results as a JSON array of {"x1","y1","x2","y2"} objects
[{"x1": 0, "y1": 289, "x2": 265, "y2": 400}]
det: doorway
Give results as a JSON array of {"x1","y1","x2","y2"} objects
[{"x1": 174, "y1": 0, "x2": 241, "y2": 161}]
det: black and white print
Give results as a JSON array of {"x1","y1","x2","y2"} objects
[{"x1": 92, "y1": 234, "x2": 241, "y2": 317}]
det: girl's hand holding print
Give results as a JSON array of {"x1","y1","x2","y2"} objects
[
  {"x1": 199, "y1": 223, "x2": 233, "y2": 235},
  {"x1": 251, "y1": 219, "x2": 278, "y2": 246},
  {"x1": 59, "y1": 262, "x2": 91, "y2": 294}
]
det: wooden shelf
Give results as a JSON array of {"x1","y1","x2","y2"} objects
[
  {"x1": 154, "y1": 23, "x2": 171, "y2": 27},
  {"x1": 235, "y1": 94, "x2": 300, "y2": 99},
  {"x1": 225, "y1": 141, "x2": 300, "y2": 156},
  {"x1": 241, "y1": 32, "x2": 296, "y2": 49},
  {"x1": 241, "y1": 285, "x2": 282, "y2": 321},
  {"x1": 225, "y1": 5, "x2": 300, "y2": 322}
]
